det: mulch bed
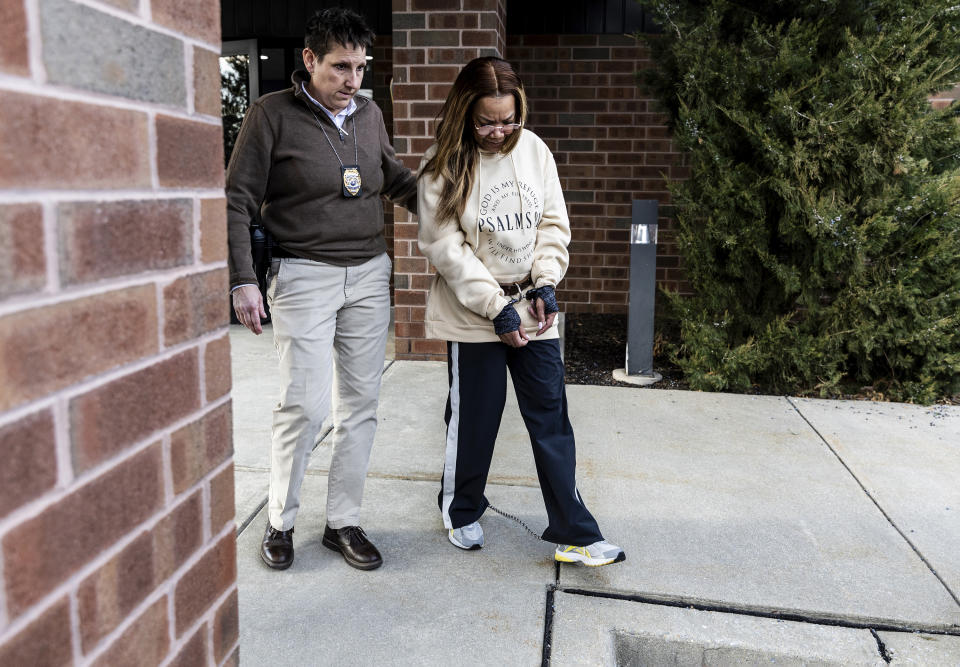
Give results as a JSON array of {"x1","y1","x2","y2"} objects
[
  {"x1": 562, "y1": 313, "x2": 688, "y2": 389},
  {"x1": 562, "y1": 313, "x2": 959, "y2": 405}
]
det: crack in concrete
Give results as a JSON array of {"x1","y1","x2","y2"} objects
[
  {"x1": 871, "y1": 628, "x2": 892, "y2": 663},
  {"x1": 541, "y1": 562, "x2": 562, "y2": 665},
  {"x1": 541, "y1": 587, "x2": 555, "y2": 667},
  {"x1": 557, "y1": 586, "x2": 960, "y2": 636},
  {"x1": 786, "y1": 396, "x2": 960, "y2": 609}
]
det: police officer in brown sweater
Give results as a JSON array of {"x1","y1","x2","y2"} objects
[{"x1": 227, "y1": 8, "x2": 416, "y2": 571}]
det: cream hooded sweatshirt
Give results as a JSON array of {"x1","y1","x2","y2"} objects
[{"x1": 417, "y1": 129, "x2": 571, "y2": 342}]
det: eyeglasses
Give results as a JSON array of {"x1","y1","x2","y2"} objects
[{"x1": 474, "y1": 122, "x2": 522, "y2": 137}]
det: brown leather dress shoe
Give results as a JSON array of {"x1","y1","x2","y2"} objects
[
  {"x1": 260, "y1": 522, "x2": 294, "y2": 570},
  {"x1": 322, "y1": 525, "x2": 383, "y2": 570}
]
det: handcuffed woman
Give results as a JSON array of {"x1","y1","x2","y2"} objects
[{"x1": 416, "y1": 57, "x2": 625, "y2": 567}]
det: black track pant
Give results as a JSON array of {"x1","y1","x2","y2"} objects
[{"x1": 438, "y1": 339, "x2": 603, "y2": 546}]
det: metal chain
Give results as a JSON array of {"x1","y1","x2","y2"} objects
[{"x1": 487, "y1": 503, "x2": 545, "y2": 541}]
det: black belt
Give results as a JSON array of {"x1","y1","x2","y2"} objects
[
  {"x1": 499, "y1": 279, "x2": 532, "y2": 296},
  {"x1": 271, "y1": 246, "x2": 298, "y2": 259}
]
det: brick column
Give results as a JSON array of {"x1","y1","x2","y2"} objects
[
  {"x1": 391, "y1": 0, "x2": 507, "y2": 361},
  {"x1": 0, "y1": 0, "x2": 237, "y2": 664}
]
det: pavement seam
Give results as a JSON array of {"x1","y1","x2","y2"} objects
[
  {"x1": 556, "y1": 586, "x2": 960, "y2": 636},
  {"x1": 236, "y1": 496, "x2": 268, "y2": 537},
  {"x1": 785, "y1": 396, "x2": 960, "y2": 609},
  {"x1": 296, "y1": 469, "x2": 542, "y2": 488},
  {"x1": 234, "y1": 465, "x2": 540, "y2": 488},
  {"x1": 233, "y1": 471, "x2": 545, "y2": 539}
]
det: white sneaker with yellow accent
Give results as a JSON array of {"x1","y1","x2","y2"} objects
[
  {"x1": 555, "y1": 540, "x2": 625, "y2": 566},
  {"x1": 448, "y1": 521, "x2": 484, "y2": 550}
]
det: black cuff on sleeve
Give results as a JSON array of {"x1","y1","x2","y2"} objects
[
  {"x1": 525, "y1": 285, "x2": 559, "y2": 314},
  {"x1": 493, "y1": 304, "x2": 522, "y2": 335}
]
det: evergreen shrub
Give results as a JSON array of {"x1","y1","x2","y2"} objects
[{"x1": 639, "y1": 0, "x2": 960, "y2": 402}]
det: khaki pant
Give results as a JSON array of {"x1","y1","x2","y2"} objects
[{"x1": 265, "y1": 253, "x2": 391, "y2": 531}]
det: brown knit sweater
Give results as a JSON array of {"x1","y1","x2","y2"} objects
[{"x1": 226, "y1": 70, "x2": 417, "y2": 289}]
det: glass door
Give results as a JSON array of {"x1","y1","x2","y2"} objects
[{"x1": 220, "y1": 39, "x2": 259, "y2": 167}]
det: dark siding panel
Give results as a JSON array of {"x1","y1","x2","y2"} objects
[
  {"x1": 252, "y1": 1, "x2": 271, "y2": 37},
  {"x1": 221, "y1": 0, "x2": 644, "y2": 39},
  {"x1": 288, "y1": 0, "x2": 305, "y2": 37},
  {"x1": 359, "y1": 0, "x2": 381, "y2": 33},
  {"x1": 625, "y1": 0, "x2": 646, "y2": 33},
  {"x1": 221, "y1": 0, "x2": 235, "y2": 39},
  {"x1": 233, "y1": 0, "x2": 254, "y2": 37},
  {"x1": 604, "y1": 0, "x2": 623, "y2": 33},
  {"x1": 558, "y1": 0, "x2": 578, "y2": 32},
  {"x1": 542, "y1": 1, "x2": 565, "y2": 33},
  {"x1": 268, "y1": 1, "x2": 287, "y2": 36},
  {"x1": 222, "y1": 0, "x2": 391, "y2": 41},
  {"x1": 584, "y1": 1, "x2": 604, "y2": 33},
  {"x1": 507, "y1": 0, "x2": 653, "y2": 34}
]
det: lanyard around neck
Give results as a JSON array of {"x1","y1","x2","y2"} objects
[{"x1": 308, "y1": 109, "x2": 358, "y2": 169}]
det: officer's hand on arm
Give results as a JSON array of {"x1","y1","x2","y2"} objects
[{"x1": 232, "y1": 285, "x2": 267, "y2": 335}]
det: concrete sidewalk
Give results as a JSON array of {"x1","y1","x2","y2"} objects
[{"x1": 229, "y1": 324, "x2": 960, "y2": 665}]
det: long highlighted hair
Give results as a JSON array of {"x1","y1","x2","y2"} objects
[{"x1": 419, "y1": 57, "x2": 528, "y2": 225}]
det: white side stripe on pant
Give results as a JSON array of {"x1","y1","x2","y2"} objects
[{"x1": 440, "y1": 342, "x2": 460, "y2": 529}]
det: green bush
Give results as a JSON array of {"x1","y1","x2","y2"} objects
[{"x1": 639, "y1": 0, "x2": 960, "y2": 402}]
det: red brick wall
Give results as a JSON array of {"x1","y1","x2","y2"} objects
[
  {"x1": 0, "y1": 0, "x2": 237, "y2": 664},
  {"x1": 507, "y1": 34, "x2": 688, "y2": 313},
  {"x1": 391, "y1": 0, "x2": 507, "y2": 361}
]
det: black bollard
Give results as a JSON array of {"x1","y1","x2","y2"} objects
[{"x1": 614, "y1": 200, "x2": 662, "y2": 385}]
